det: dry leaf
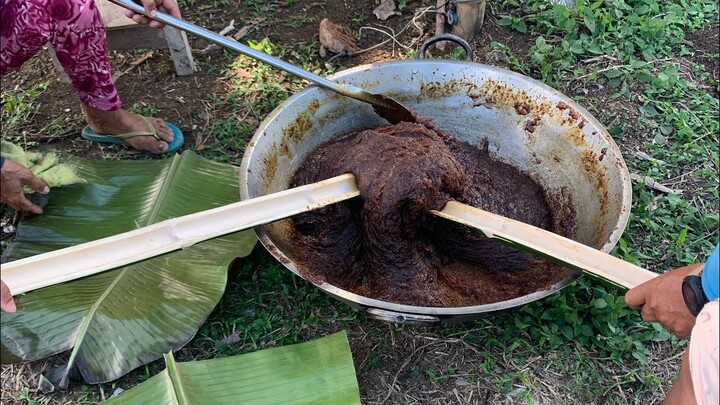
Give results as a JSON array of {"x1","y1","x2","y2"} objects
[
  {"x1": 319, "y1": 18, "x2": 360, "y2": 54},
  {"x1": 221, "y1": 331, "x2": 241, "y2": 345},
  {"x1": 373, "y1": 0, "x2": 401, "y2": 20}
]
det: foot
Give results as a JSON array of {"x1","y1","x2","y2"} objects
[{"x1": 82, "y1": 104, "x2": 174, "y2": 154}]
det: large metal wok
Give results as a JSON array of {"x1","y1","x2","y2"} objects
[{"x1": 239, "y1": 60, "x2": 632, "y2": 324}]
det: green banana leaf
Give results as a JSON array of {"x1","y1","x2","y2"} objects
[
  {"x1": 104, "y1": 331, "x2": 361, "y2": 405},
  {"x1": 1, "y1": 151, "x2": 257, "y2": 388}
]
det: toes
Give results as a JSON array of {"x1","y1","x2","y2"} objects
[
  {"x1": 151, "y1": 118, "x2": 174, "y2": 142},
  {"x1": 125, "y1": 135, "x2": 169, "y2": 154},
  {"x1": 152, "y1": 141, "x2": 169, "y2": 154}
]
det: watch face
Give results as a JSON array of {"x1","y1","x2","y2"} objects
[{"x1": 682, "y1": 275, "x2": 706, "y2": 317}]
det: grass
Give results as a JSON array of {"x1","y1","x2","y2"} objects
[
  {"x1": 184, "y1": 248, "x2": 362, "y2": 361},
  {"x1": 187, "y1": 0, "x2": 716, "y2": 401},
  {"x1": 490, "y1": 0, "x2": 719, "y2": 266},
  {"x1": 1, "y1": 82, "x2": 50, "y2": 145},
  {"x1": 0, "y1": 0, "x2": 718, "y2": 403}
]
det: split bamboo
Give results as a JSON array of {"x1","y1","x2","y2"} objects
[
  {"x1": 4, "y1": 176, "x2": 658, "y2": 296},
  {"x1": 432, "y1": 200, "x2": 658, "y2": 289},
  {"x1": 3, "y1": 174, "x2": 359, "y2": 295}
]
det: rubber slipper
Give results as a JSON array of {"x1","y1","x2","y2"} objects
[{"x1": 81, "y1": 117, "x2": 184, "y2": 155}]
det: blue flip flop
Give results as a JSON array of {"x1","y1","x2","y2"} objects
[{"x1": 81, "y1": 116, "x2": 184, "y2": 155}]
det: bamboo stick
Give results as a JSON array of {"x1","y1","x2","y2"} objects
[
  {"x1": 3, "y1": 174, "x2": 359, "y2": 295},
  {"x1": 4, "y1": 175, "x2": 655, "y2": 295},
  {"x1": 432, "y1": 200, "x2": 657, "y2": 289}
]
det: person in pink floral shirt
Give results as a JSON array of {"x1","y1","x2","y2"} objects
[{"x1": 1, "y1": 0, "x2": 182, "y2": 154}]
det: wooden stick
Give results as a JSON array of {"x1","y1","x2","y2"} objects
[
  {"x1": 3, "y1": 174, "x2": 359, "y2": 295},
  {"x1": 432, "y1": 200, "x2": 657, "y2": 289},
  {"x1": 435, "y1": 0, "x2": 447, "y2": 51}
]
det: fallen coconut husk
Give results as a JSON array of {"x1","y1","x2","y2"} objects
[{"x1": 319, "y1": 18, "x2": 361, "y2": 55}]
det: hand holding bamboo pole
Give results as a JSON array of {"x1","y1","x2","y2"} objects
[{"x1": 2, "y1": 176, "x2": 658, "y2": 299}]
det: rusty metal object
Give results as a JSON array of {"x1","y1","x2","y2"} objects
[{"x1": 239, "y1": 60, "x2": 632, "y2": 324}]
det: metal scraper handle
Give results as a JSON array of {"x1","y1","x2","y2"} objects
[{"x1": 108, "y1": 0, "x2": 416, "y2": 123}]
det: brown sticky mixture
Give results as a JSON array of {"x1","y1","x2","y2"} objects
[{"x1": 285, "y1": 118, "x2": 576, "y2": 307}]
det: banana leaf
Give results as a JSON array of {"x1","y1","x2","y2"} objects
[
  {"x1": 0, "y1": 151, "x2": 257, "y2": 388},
  {"x1": 104, "y1": 331, "x2": 361, "y2": 405}
]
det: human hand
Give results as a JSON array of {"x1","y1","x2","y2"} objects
[
  {"x1": 625, "y1": 263, "x2": 703, "y2": 339},
  {"x1": 0, "y1": 159, "x2": 49, "y2": 214},
  {"x1": 124, "y1": 0, "x2": 182, "y2": 29},
  {"x1": 1, "y1": 279, "x2": 17, "y2": 312}
]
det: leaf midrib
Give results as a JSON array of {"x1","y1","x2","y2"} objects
[
  {"x1": 62, "y1": 154, "x2": 183, "y2": 382},
  {"x1": 145, "y1": 154, "x2": 183, "y2": 225},
  {"x1": 63, "y1": 268, "x2": 128, "y2": 382},
  {"x1": 164, "y1": 352, "x2": 189, "y2": 405}
]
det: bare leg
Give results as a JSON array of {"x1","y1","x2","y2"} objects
[
  {"x1": 50, "y1": 0, "x2": 176, "y2": 153},
  {"x1": 1, "y1": 0, "x2": 176, "y2": 154}
]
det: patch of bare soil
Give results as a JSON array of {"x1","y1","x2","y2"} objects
[
  {"x1": 1, "y1": 48, "x2": 227, "y2": 158},
  {"x1": 685, "y1": 18, "x2": 720, "y2": 96}
]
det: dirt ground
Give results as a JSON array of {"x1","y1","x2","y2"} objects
[
  {"x1": 0, "y1": 1, "x2": 563, "y2": 159},
  {"x1": 1, "y1": 1, "x2": 718, "y2": 404}
]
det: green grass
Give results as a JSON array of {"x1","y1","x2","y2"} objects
[
  {"x1": 182, "y1": 2, "x2": 717, "y2": 400},
  {"x1": 13, "y1": 387, "x2": 39, "y2": 405},
  {"x1": 185, "y1": 247, "x2": 362, "y2": 360},
  {"x1": 193, "y1": 37, "x2": 336, "y2": 164},
  {"x1": 283, "y1": 15, "x2": 316, "y2": 29},
  {"x1": 127, "y1": 102, "x2": 160, "y2": 117},
  {"x1": 1, "y1": 0, "x2": 717, "y2": 403},
  {"x1": 490, "y1": 0, "x2": 720, "y2": 265},
  {"x1": 1, "y1": 81, "x2": 50, "y2": 143}
]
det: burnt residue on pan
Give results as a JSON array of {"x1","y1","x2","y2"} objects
[{"x1": 285, "y1": 115, "x2": 576, "y2": 307}]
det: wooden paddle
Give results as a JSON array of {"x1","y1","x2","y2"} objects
[{"x1": 3, "y1": 174, "x2": 655, "y2": 295}]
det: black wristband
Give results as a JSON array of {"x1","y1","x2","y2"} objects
[{"x1": 0, "y1": 156, "x2": 5, "y2": 168}]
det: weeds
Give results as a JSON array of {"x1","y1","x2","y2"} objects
[
  {"x1": 1, "y1": 82, "x2": 50, "y2": 140},
  {"x1": 283, "y1": 15, "x2": 316, "y2": 29},
  {"x1": 194, "y1": 37, "x2": 337, "y2": 163},
  {"x1": 190, "y1": 249, "x2": 361, "y2": 358},
  {"x1": 128, "y1": 102, "x2": 159, "y2": 117},
  {"x1": 493, "y1": 0, "x2": 719, "y2": 266},
  {"x1": 497, "y1": 0, "x2": 718, "y2": 87},
  {"x1": 0, "y1": 0, "x2": 717, "y2": 403},
  {"x1": 13, "y1": 387, "x2": 39, "y2": 405}
]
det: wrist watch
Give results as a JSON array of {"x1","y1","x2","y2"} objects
[{"x1": 682, "y1": 265, "x2": 709, "y2": 316}]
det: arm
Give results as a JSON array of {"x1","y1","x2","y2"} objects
[{"x1": 0, "y1": 157, "x2": 50, "y2": 312}]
